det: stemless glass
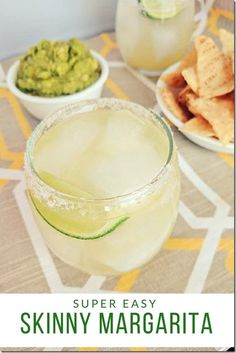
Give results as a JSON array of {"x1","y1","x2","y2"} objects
[
  {"x1": 25, "y1": 99, "x2": 180, "y2": 276},
  {"x1": 116, "y1": 0, "x2": 207, "y2": 75}
]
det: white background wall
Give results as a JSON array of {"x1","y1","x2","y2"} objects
[{"x1": 0, "y1": 0, "x2": 117, "y2": 60}]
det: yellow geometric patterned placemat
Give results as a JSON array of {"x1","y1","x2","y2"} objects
[{"x1": 0, "y1": 1, "x2": 234, "y2": 351}]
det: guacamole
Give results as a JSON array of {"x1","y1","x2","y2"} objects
[{"x1": 17, "y1": 38, "x2": 101, "y2": 97}]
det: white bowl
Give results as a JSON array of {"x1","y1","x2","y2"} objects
[
  {"x1": 156, "y1": 62, "x2": 234, "y2": 154},
  {"x1": 6, "y1": 50, "x2": 109, "y2": 120}
]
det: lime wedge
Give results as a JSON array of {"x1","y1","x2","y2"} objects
[
  {"x1": 31, "y1": 170, "x2": 129, "y2": 240},
  {"x1": 31, "y1": 197, "x2": 129, "y2": 240},
  {"x1": 140, "y1": 0, "x2": 182, "y2": 19},
  {"x1": 38, "y1": 170, "x2": 93, "y2": 198}
]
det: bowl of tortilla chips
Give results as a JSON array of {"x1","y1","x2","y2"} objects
[{"x1": 156, "y1": 29, "x2": 234, "y2": 154}]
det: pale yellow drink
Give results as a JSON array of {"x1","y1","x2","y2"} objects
[
  {"x1": 25, "y1": 99, "x2": 180, "y2": 275},
  {"x1": 116, "y1": 0, "x2": 195, "y2": 73}
]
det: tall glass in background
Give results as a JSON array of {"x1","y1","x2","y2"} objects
[{"x1": 116, "y1": 0, "x2": 207, "y2": 75}]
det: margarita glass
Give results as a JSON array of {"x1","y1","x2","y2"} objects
[
  {"x1": 25, "y1": 99, "x2": 180, "y2": 275},
  {"x1": 116, "y1": 0, "x2": 206, "y2": 74}
]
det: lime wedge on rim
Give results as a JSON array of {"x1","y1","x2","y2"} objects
[
  {"x1": 31, "y1": 170, "x2": 129, "y2": 240},
  {"x1": 140, "y1": 0, "x2": 183, "y2": 19}
]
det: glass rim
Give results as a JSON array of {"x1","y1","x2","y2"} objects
[{"x1": 25, "y1": 98, "x2": 174, "y2": 205}]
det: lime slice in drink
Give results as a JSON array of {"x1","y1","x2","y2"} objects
[
  {"x1": 140, "y1": 0, "x2": 182, "y2": 19},
  {"x1": 31, "y1": 170, "x2": 128, "y2": 240},
  {"x1": 38, "y1": 170, "x2": 95, "y2": 198}
]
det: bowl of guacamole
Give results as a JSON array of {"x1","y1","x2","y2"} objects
[{"x1": 6, "y1": 38, "x2": 109, "y2": 120}]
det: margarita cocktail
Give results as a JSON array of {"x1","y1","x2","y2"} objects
[
  {"x1": 116, "y1": 0, "x2": 195, "y2": 74},
  {"x1": 25, "y1": 99, "x2": 180, "y2": 275}
]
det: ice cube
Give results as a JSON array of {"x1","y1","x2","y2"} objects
[
  {"x1": 33, "y1": 113, "x2": 102, "y2": 179},
  {"x1": 79, "y1": 132, "x2": 164, "y2": 198},
  {"x1": 100, "y1": 109, "x2": 145, "y2": 150}
]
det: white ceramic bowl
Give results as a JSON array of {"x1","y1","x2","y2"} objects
[
  {"x1": 156, "y1": 62, "x2": 234, "y2": 154},
  {"x1": 6, "y1": 50, "x2": 109, "y2": 120}
]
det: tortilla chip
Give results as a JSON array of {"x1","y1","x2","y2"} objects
[
  {"x1": 181, "y1": 116, "x2": 215, "y2": 137},
  {"x1": 182, "y1": 66, "x2": 198, "y2": 94},
  {"x1": 179, "y1": 47, "x2": 197, "y2": 70},
  {"x1": 219, "y1": 28, "x2": 235, "y2": 74},
  {"x1": 178, "y1": 86, "x2": 194, "y2": 106},
  {"x1": 195, "y1": 36, "x2": 234, "y2": 98},
  {"x1": 160, "y1": 88, "x2": 189, "y2": 123},
  {"x1": 163, "y1": 71, "x2": 186, "y2": 88},
  {"x1": 187, "y1": 96, "x2": 234, "y2": 145},
  {"x1": 225, "y1": 90, "x2": 235, "y2": 102},
  {"x1": 219, "y1": 29, "x2": 234, "y2": 54},
  {"x1": 231, "y1": 52, "x2": 234, "y2": 74}
]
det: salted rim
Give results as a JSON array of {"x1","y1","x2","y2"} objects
[{"x1": 25, "y1": 98, "x2": 174, "y2": 207}]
